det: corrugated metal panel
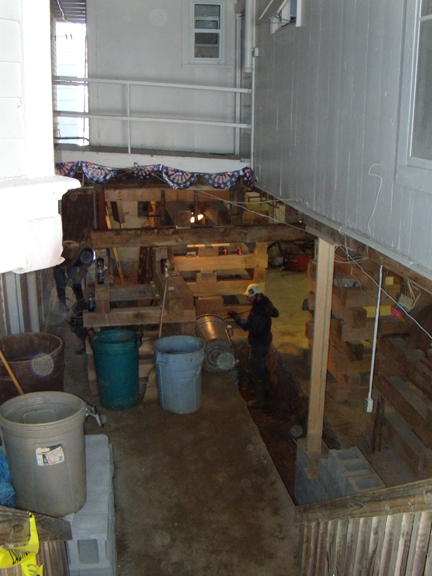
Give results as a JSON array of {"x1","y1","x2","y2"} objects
[{"x1": 51, "y1": 0, "x2": 86, "y2": 24}]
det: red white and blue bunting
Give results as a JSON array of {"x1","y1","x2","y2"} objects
[{"x1": 55, "y1": 161, "x2": 256, "y2": 190}]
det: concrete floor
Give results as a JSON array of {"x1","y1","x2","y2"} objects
[{"x1": 50, "y1": 265, "x2": 415, "y2": 575}]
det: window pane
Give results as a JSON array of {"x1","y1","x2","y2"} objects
[
  {"x1": 195, "y1": 4, "x2": 220, "y2": 19},
  {"x1": 421, "y1": 0, "x2": 432, "y2": 17},
  {"x1": 195, "y1": 19, "x2": 219, "y2": 29},
  {"x1": 412, "y1": 19, "x2": 432, "y2": 160},
  {"x1": 194, "y1": 32, "x2": 220, "y2": 58},
  {"x1": 195, "y1": 32, "x2": 219, "y2": 45}
]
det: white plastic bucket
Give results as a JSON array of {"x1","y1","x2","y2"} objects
[{"x1": 0, "y1": 391, "x2": 86, "y2": 517}]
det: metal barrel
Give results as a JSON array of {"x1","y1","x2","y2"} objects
[{"x1": 194, "y1": 314, "x2": 235, "y2": 372}]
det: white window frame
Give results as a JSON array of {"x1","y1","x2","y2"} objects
[
  {"x1": 397, "y1": 0, "x2": 432, "y2": 193},
  {"x1": 259, "y1": 0, "x2": 302, "y2": 33},
  {"x1": 191, "y1": 1, "x2": 225, "y2": 64}
]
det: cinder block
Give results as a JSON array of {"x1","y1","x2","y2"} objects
[
  {"x1": 317, "y1": 459, "x2": 343, "y2": 500},
  {"x1": 65, "y1": 434, "x2": 117, "y2": 576},
  {"x1": 344, "y1": 473, "x2": 385, "y2": 495},
  {"x1": 327, "y1": 448, "x2": 371, "y2": 493},
  {"x1": 294, "y1": 463, "x2": 329, "y2": 505}
]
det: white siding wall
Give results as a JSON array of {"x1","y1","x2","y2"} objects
[
  {"x1": 0, "y1": 0, "x2": 79, "y2": 275},
  {"x1": 86, "y1": 0, "x2": 240, "y2": 154},
  {"x1": 253, "y1": 0, "x2": 432, "y2": 276}
]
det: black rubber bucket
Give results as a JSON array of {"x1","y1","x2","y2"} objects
[{"x1": 0, "y1": 333, "x2": 65, "y2": 404}]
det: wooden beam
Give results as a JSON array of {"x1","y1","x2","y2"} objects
[
  {"x1": 104, "y1": 186, "x2": 231, "y2": 203},
  {"x1": 285, "y1": 203, "x2": 432, "y2": 295},
  {"x1": 295, "y1": 477, "x2": 432, "y2": 523},
  {"x1": 201, "y1": 201, "x2": 230, "y2": 225},
  {"x1": 91, "y1": 224, "x2": 313, "y2": 249},
  {"x1": 171, "y1": 250, "x2": 268, "y2": 272},
  {"x1": 83, "y1": 307, "x2": 195, "y2": 328},
  {"x1": 165, "y1": 201, "x2": 192, "y2": 228},
  {"x1": 307, "y1": 238, "x2": 335, "y2": 453}
]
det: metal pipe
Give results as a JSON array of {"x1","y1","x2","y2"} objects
[
  {"x1": 54, "y1": 110, "x2": 251, "y2": 129},
  {"x1": 158, "y1": 273, "x2": 169, "y2": 338},
  {"x1": 26, "y1": 271, "x2": 40, "y2": 332},
  {"x1": 127, "y1": 84, "x2": 131, "y2": 155},
  {"x1": 244, "y1": 0, "x2": 254, "y2": 72},
  {"x1": 53, "y1": 76, "x2": 252, "y2": 94},
  {"x1": 366, "y1": 264, "x2": 383, "y2": 413}
]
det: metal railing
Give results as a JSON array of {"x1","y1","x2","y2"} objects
[{"x1": 52, "y1": 75, "x2": 252, "y2": 155}]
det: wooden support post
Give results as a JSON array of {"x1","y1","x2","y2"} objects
[
  {"x1": 105, "y1": 207, "x2": 124, "y2": 284},
  {"x1": 306, "y1": 238, "x2": 335, "y2": 453}
]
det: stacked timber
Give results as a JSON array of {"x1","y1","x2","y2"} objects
[
  {"x1": 306, "y1": 258, "x2": 409, "y2": 402},
  {"x1": 168, "y1": 241, "x2": 268, "y2": 317},
  {"x1": 376, "y1": 336, "x2": 432, "y2": 478},
  {"x1": 83, "y1": 249, "x2": 196, "y2": 395}
]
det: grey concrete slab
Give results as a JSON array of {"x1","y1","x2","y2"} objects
[{"x1": 84, "y1": 371, "x2": 298, "y2": 576}]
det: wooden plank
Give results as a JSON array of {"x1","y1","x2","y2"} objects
[
  {"x1": 91, "y1": 224, "x2": 313, "y2": 249},
  {"x1": 375, "y1": 376, "x2": 432, "y2": 447},
  {"x1": 296, "y1": 478, "x2": 432, "y2": 524},
  {"x1": 197, "y1": 246, "x2": 220, "y2": 256},
  {"x1": 195, "y1": 296, "x2": 225, "y2": 316},
  {"x1": 404, "y1": 512, "x2": 430, "y2": 576},
  {"x1": 325, "y1": 377, "x2": 350, "y2": 403},
  {"x1": 377, "y1": 515, "x2": 400, "y2": 576},
  {"x1": 201, "y1": 201, "x2": 230, "y2": 225},
  {"x1": 307, "y1": 238, "x2": 335, "y2": 453},
  {"x1": 165, "y1": 200, "x2": 192, "y2": 228},
  {"x1": 110, "y1": 284, "x2": 157, "y2": 301},
  {"x1": 196, "y1": 271, "x2": 217, "y2": 283},
  {"x1": 153, "y1": 272, "x2": 195, "y2": 310},
  {"x1": 104, "y1": 185, "x2": 231, "y2": 203},
  {"x1": 331, "y1": 293, "x2": 367, "y2": 328},
  {"x1": 384, "y1": 410, "x2": 432, "y2": 477},
  {"x1": 327, "y1": 342, "x2": 371, "y2": 375},
  {"x1": 186, "y1": 279, "x2": 253, "y2": 297},
  {"x1": 339, "y1": 518, "x2": 359, "y2": 576},
  {"x1": 377, "y1": 337, "x2": 432, "y2": 401},
  {"x1": 83, "y1": 307, "x2": 195, "y2": 328},
  {"x1": 350, "y1": 517, "x2": 370, "y2": 576},
  {"x1": 330, "y1": 316, "x2": 410, "y2": 342},
  {"x1": 333, "y1": 284, "x2": 400, "y2": 308},
  {"x1": 171, "y1": 250, "x2": 268, "y2": 272}
]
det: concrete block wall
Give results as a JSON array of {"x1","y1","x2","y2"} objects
[
  {"x1": 295, "y1": 444, "x2": 385, "y2": 505},
  {"x1": 65, "y1": 434, "x2": 116, "y2": 576}
]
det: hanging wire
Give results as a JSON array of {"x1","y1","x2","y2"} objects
[{"x1": 338, "y1": 244, "x2": 432, "y2": 341}]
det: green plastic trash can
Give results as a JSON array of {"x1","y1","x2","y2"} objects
[{"x1": 91, "y1": 329, "x2": 142, "y2": 410}]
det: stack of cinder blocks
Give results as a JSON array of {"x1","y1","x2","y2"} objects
[
  {"x1": 295, "y1": 442, "x2": 385, "y2": 505},
  {"x1": 65, "y1": 434, "x2": 116, "y2": 576}
]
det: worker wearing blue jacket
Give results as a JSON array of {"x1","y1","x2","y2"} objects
[{"x1": 228, "y1": 283, "x2": 279, "y2": 409}]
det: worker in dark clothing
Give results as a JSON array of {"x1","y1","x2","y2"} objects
[
  {"x1": 54, "y1": 241, "x2": 94, "y2": 310},
  {"x1": 228, "y1": 283, "x2": 279, "y2": 409}
]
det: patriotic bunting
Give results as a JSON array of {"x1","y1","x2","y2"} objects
[{"x1": 55, "y1": 161, "x2": 256, "y2": 189}]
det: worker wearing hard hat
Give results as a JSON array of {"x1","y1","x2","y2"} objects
[{"x1": 228, "y1": 284, "x2": 279, "y2": 409}]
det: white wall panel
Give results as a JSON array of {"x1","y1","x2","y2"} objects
[
  {"x1": 254, "y1": 0, "x2": 432, "y2": 276},
  {"x1": 86, "y1": 0, "x2": 240, "y2": 154}
]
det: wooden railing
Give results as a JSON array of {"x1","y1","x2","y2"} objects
[{"x1": 295, "y1": 478, "x2": 432, "y2": 575}]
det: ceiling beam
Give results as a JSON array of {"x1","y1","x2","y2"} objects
[
  {"x1": 285, "y1": 205, "x2": 432, "y2": 295},
  {"x1": 91, "y1": 224, "x2": 313, "y2": 249}
]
